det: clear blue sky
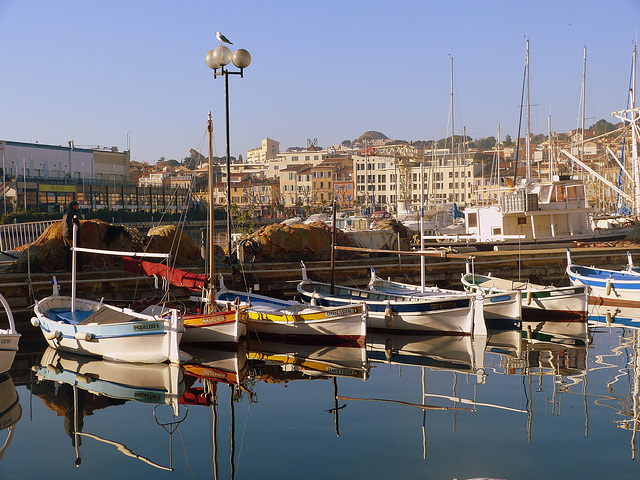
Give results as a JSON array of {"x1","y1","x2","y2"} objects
[{"x1": 1, "y1": 0, "x2": 639, "y2": 164}]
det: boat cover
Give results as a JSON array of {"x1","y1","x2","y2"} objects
[{"x1": 122, "y1": 257, "x2": 207, "y2": 291}]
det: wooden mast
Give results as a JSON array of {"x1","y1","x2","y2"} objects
[{"x1": 207, "y1": 113, "x2": 216, "y2": 312}]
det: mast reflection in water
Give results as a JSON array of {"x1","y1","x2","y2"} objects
[{"x1": 1, "y1": 320, "x2": 640, "y2": 479}]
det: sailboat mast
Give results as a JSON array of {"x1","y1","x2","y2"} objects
[
  {"x1": 548, "y1": 115, "x2": 554, "y2": 181},
  {"x1": 450, "y1": 55, "x2": 455, "y2": 202},
  {"x1": 208, "y1": 113, "x2": 216, "y2": 309},
  {"x1": 364, "y1": 139, "x2": 368, "y2": 214},
  {"x1": 581, "y1": 46, "x2": 587, "y2": 167},
  {"x1": 497, "y1": 123, "x2": 501, "y2": 193},
  {"x1": 420, "y1": 158, "x2": 425, "y2": 293},
  {"x1": 632, "y1": 43, "x2": 639, "y2": 217},
  {"x1": 526, "y1": 39, "x2": 531, "y2": 181}
]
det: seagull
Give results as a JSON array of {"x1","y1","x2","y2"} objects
[{"x1": 216, "y1": 31, "x2": 233, "y2": 45}]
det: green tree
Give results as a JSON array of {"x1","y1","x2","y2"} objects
[
  {"x1": 474, "y1": 136, "x2": 497, "y2": 151},
  {"x1": 503, "y1": 134, "x2": 513, "y2": 147}
]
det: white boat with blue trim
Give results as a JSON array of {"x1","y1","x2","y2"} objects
[
  {"x1": 32, "y1": 291, "x2": 182, "y2": 364},
  {"x1": 297, "y1": 263, "x2": 484, "y2": 336},
  {"x1": 368, "y1": 268, "x2": 521, "y2": 329},
  {"x1": 0, "y1": 293, "x2": 20, "y2": 372},
  {"x1": 31, "y1": 226, "x2": 182, "y2": 363},
  {"x1": 566, "y1": 248, "x2": 640, "y2": 309},
  {"x1": 460, "y1": 270, "x2": 588, "y2": 323}
]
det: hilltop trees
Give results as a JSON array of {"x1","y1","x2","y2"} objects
[{"x1": 589, "y1": 119, "x2": 618, "y2": 136}]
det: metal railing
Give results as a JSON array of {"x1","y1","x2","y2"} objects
[{"x1": 0, "y1": 219, "x2": 58, "y2": 252}]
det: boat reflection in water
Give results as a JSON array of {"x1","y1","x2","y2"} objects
[
  {"x1": 0, "y1": 349, "x2": 21, "y2": 463},
  {"x1": 247, "y1": 338, "x2": 369, "y2": 381},
  {"x1": 32, "y1": 348, "x2": 185, "y2": 469},
  {"x1": 485, "y1": 327, "x2": 522, "y2": 359},
  {"x1": 522, "y1": 310, "x2": 589, "y2": 347},
  {"x1": 367, "y1": 332, "x2": 486, "y2": 380},
  {"x1": 589, "y1": 304, "x2": 640, "y2": 329},
  {"x1": 179, "y1": 338, "x2": 369, "y2": 476},
  {"x1": 361, "y1": 332, "x2": 525, "y2": 459},
  {"x1": 179, "y1": 342, "x2": 249, "y2": 480},
  {"x1": 181, "y1": 340, "x2": 249, "y2": 388},
  {"x1": 590, "y1": 326, "x2": 640, "y2": 459}
]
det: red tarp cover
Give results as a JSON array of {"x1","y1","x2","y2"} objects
[{"x1": 122, "y1": 256, "x2": 208, "y2": 291}]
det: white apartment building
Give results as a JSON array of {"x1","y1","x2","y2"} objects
[
  {"x1": 353, "y1": 152, "x2": 476, "y2": 212},
  {"x1": 138, "y1": 171, "x2": 172, "y2": 187},
  {"x1": 0, "y1": 140, "x2": 132, "y2": 185}
]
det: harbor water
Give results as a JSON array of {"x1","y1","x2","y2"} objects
[{"x1": 0, "y1": 321, "x2": 639, "y2": 479}]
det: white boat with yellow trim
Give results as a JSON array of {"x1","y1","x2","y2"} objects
[
  {"x1": 245, "y1": 303, "x2": 367, "y2": 344},
  {"x1": 213, "y1": 273, "x2": 367, "y2": 343},
  {"x1": 181, "y1": 304, "x2": 247, "y2": 344}
]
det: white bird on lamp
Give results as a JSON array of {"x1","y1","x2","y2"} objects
[{"x1": 216, "y1": 31, "x2": 233, "y2": 45}]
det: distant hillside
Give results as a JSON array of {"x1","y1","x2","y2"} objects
[{"x1": 357, "y1": 131, "x2": 389, "y2": 142}]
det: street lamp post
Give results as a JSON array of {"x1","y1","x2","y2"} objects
[{"x1": 205, "y1": 43, "x2": 251, "y2": 265}]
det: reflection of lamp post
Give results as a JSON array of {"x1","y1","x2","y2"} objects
[{"x1": 205, "y1": 43, "x2": 251, "y2": 262}]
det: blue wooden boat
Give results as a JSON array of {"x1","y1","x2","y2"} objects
[{"x1": 566, "y1": 248, "x2": 640, "y2": 309}]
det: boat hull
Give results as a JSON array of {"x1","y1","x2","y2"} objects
[
  {"x1": 298, "y1": 280, "x2": 475, "y2": 335},
  {"x1": 567, "y1": 264, "x2": 640, "y2": 308},
  {"x1": 369, "y1": 275, "x2": 521, "y2": 329},
  {"x1": 245, "y1": 303, "x2": 367, "y2": 344},
  {"x1": 182, "y1": 309, "x2": 246, "y2": 344},
  {"x1": 462, "y1": 273, "x2": 588, "y2": 322},
  {"x1": 32, "y1": 295, "x2": 182, "y2": 363},
  {"x1": 0, "y1": 334, "x2": 20, "y2": 372},
  {"x1": 216, "y1": 287, "x2": 367, "y2": 343}
]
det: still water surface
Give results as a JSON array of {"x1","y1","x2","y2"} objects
[{"x1": 1, "y1": 322, "x2": 639, "y2": 480}]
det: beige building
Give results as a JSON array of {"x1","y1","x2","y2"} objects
[
  {"x1": 246, "y1": 138, "x2": 280, "y2": 164},
  {"x1": 93, "y1": 148, "x2": 131, "y2": 184},
  {"x1": 311, "y1": 157, "x2": 351, "y2": 205},
  {"x1": 279, "y1": 164, "x2": 313, "y2": 207},
  {"x1": 266, "y1": 147, "x2": 337, "y2": 179}
]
